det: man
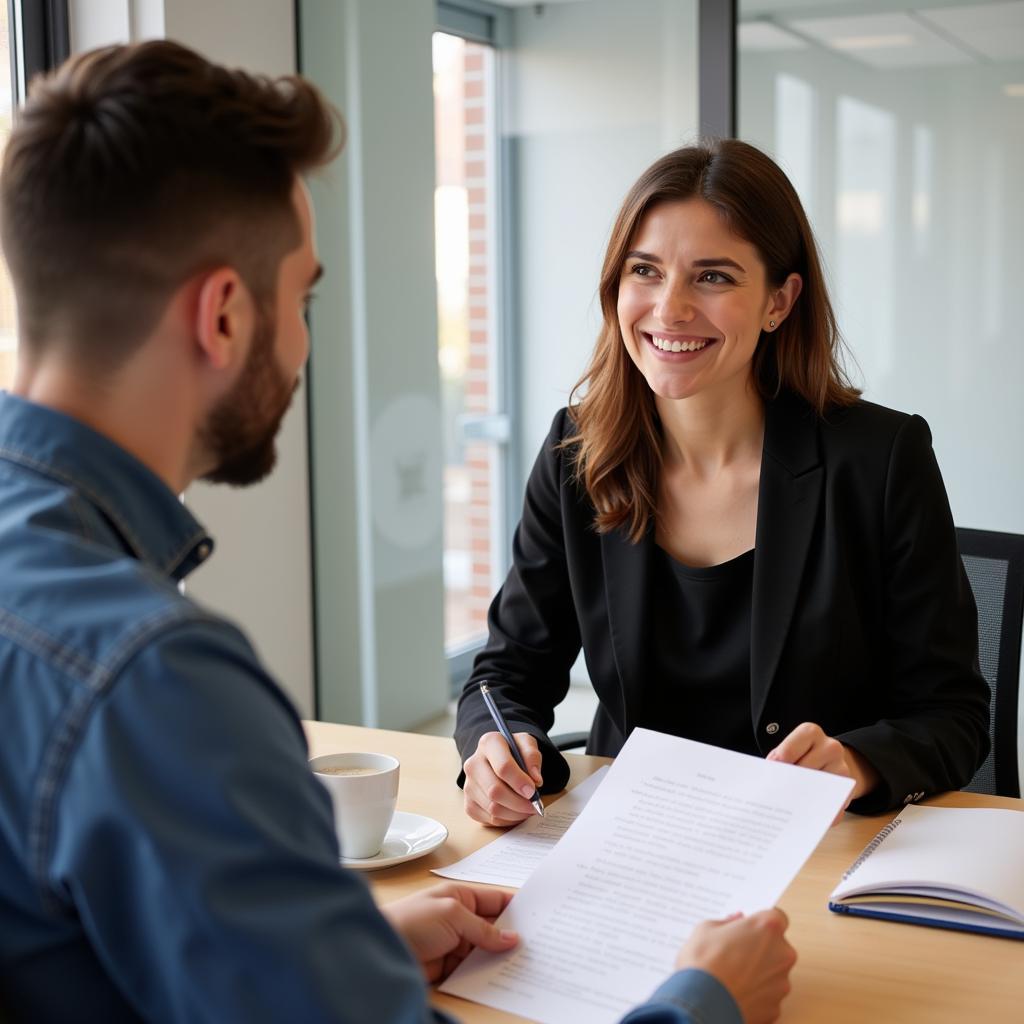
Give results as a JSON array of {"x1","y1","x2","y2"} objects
[{"x1": 0, "y1": 41, "x2": 794, "y2": 1023}]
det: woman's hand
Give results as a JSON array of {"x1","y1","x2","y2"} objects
[
  {"x1": 463, "y1": 731, "x2": 544, "y2": 826},
  {"x1": 380, "y1": 882, "x2": 518, "y2": 983},
  {"x1": 767, "y1": 722, "x2": 880, "y2": 810}
]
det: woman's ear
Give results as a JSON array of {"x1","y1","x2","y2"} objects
[
  {"x1": 765, "y1": 273, "x2": 803, "y2": 331},
  {"x1": 194, "y1": 267, "x2": 254, "y2": 370}
]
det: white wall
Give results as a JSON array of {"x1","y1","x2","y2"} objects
[{"x1": 69, "y1": 0, "x2": 315, "y2": 717}]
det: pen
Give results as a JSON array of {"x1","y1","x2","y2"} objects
[{"x1": 479, "y1": 681, "x2": 544, "y2": 817}]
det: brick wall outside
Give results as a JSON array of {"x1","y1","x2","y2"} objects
[
  {"x1": 436, "y1": 36, "x2": 499, "y2": 650},
  {"x1": 460, "y1": 44, "x2": 495, "y2": 641}
]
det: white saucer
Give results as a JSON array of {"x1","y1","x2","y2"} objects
[{"x1": 341, "y1": 811, "x2": 448, "y2": 871}]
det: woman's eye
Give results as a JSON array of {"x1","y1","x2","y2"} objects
[
  {"x1": 630, "y1": 264, "x2": 657, "y2": 278},
  {"x1": 698, "y1": 270, "x2": 731, "y2": 285}
]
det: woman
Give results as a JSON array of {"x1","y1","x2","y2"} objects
[{"x1": 455, "y1": 139, "x2": 989, "y2": 825}]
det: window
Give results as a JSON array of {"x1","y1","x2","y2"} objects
[
  {"x1": 0, "y1": 7, "x2": 17, "y2": 389},
  {"x1": 433, "y1": 4, "x2": 513, "y2": 685},
  {"x1": 0, "y1": 1, "x2": 70, "y2": 391}
]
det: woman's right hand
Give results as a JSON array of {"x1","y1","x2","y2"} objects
[{"x1": 463, "y1": 731, "x2": 544, "y2": 826}]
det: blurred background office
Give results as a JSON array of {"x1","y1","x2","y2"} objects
[{"x1": 2, "y1": 1, "x2": 1021, "y2": 769}]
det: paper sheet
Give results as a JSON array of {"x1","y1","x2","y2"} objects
[
  {"x1": 441, "y1": 727, "x2": 854, "y2": 1024},
  {"x1": 432, "y1": 767, "x2": 609, "y2": 888}
]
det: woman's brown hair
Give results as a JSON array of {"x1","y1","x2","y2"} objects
[{"x1": 567, "y1": 138, "x2": 860, "y2": 542}]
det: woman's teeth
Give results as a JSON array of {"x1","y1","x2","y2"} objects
[{"x1": 650, "y1": 335, "x2": 709, "y2": 353}]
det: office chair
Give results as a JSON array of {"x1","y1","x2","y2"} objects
[
  {"x1": 956, "y1": 527, "x2": 1024, "y2": 799},
  {"x1": 552, "y1": 730, "x2": 588, "y2": 752}
]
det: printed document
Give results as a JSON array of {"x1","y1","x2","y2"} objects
[
  {"x1": 431, "y1": 767, "x2": 609, "y2": 888},
  {"x1": 441, "y1": 727, "x2": 853, "y2": 1024}
]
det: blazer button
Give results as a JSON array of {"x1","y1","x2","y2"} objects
[{"x1": 765, "y1": 722, "x2": 779, "y2": 735}]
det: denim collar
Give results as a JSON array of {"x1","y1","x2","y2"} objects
[{"x1": 0, "y1": 393, "x2": 213, "y2": 581}]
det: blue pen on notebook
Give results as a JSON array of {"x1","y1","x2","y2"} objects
[{"x1": 479, "y1": 682, "x2": 544, "y2": 817}]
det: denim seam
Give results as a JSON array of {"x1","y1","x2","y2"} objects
[
  {"x1": 0, "y1": 445, "x2": 206, "y2": 575},
  {"x1": 28, "y1": 603, "x2": 208, "y2": 914},
  {"x1": 0, "y1": 445, "x2": 149, "y2": 560},
  {"x1": 0, "y1": 607, "x2": 100, "y2": 681}
]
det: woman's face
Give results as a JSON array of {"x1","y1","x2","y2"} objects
[{"x1": 617, "y1": 198, "x2": 797, "y2": 404}]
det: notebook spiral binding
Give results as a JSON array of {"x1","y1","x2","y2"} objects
[{"x1": 841, "y1": 816, "x2": 904, "y2": 881}]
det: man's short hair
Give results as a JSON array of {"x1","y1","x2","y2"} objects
[{"x1": 0, "y1": 40, "x2": 341, "y2": 371}]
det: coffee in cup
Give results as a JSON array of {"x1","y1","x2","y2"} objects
[{"x1": 309, "y1": 752, "x2": 400, "y2": 859}]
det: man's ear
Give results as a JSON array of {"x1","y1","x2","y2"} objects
[{"x1": 194, "y1": 267, "x2": 254, "y2": 371}]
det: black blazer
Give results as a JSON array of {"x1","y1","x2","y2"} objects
[{"x1": 455, "y1": 392, "x2": 990, "y2": 814}]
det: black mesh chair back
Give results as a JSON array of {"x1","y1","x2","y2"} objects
[{"x1": 956, "y1": 528, "x2": 1024, "y2": 798}]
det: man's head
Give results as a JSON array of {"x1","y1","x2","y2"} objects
[{"x1": 0, "y1": 41, "x2": 340, "y2": 484}]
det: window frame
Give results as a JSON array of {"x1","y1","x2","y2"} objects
[
  {"x1": 9, "y1": 0, "x2": 70, "y2": 103},
  {"x1": 437, "y1": 0, "x2": 509, "y2": 47},
  {"x1": 698, "y1": 0, "x2": 737, "y2": 137},
  {"x1": 435, "y1": 0, "x2": 518, "y2": 694}
]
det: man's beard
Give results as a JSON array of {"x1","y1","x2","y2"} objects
[{"x1": 198, "y1": 310, "x2": 298, "y2": 487}]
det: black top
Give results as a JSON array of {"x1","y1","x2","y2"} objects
[{"x1": 643, "y1": 547, "x2": 759, "y2": 756}]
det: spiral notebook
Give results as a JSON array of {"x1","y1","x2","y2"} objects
[{"x1": 828, "y1": 804, "x2": 1024, "y2": 940}]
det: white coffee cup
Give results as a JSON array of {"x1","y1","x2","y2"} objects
[{"x1": 310, "y1": 752, "x2": 400, "y2": 859}]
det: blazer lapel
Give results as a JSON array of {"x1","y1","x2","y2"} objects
[
  {"x1": 600, "y1": 523, "x2": 658, "y2": 737},
  {"x1": 751, "y1": 393, "x2": 823, "y2": 725}
]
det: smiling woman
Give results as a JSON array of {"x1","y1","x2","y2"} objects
[
  {"x1": 572, "y1": 141, "x2": 857, "y2": 543},
  {"x1": 454, "y1": 139, "x2": 991, "y2": 830}
]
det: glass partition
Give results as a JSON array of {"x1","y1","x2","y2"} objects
[{"x1": 739, "y1": 0, "x2": 1024, "y2": 534}]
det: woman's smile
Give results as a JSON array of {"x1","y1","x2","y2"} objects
[{"x1": 643, "y1": 331, "x2": 719, "y2": 358}]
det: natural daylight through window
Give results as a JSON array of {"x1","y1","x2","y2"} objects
[{"x1": 433, "y1": 31, "x2": 503, "y2": 653}]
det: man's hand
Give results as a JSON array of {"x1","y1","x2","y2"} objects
[
  {"x1": 380, "y1": 882, "x2": 518, "y2": 983},
  {"x1": 676, "y1": 910, "x2": 797, "y2": 1024},
  {"x1": 767, "y1": 721, "x2": 880, "y2": 813},
  {"x1": 463, "y1": 731, "x2": 544, "y2": 826}
]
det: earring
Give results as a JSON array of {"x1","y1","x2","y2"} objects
[{"x1": 768, "y1": 320, "x2": 776, "y2": 329}]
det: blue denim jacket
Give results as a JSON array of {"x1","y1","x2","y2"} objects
[{"x1": 0, "y1": 393, "x2": 738, "y2": 1024}]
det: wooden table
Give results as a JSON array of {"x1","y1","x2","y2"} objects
[{"x1": 305, "y1": 721, "x2": 1024, "y2": 1023}]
